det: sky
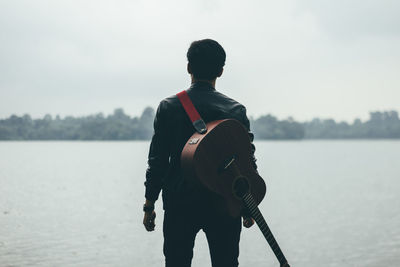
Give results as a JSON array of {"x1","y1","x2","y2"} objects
[{"x1": 0, "y1": 0, "x2": 399, "y2": 122}]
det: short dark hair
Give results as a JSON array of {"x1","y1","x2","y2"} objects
[{"x1": 187, "y1": 39, "x2": 226, "y2": 80}]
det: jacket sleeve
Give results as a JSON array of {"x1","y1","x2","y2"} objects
[
  {"x1": 238, "y1": 106, "x2": 258, "y2": 171},
  {"x1": 144, "y1": 101, "x2": 170, "y2": 201}
]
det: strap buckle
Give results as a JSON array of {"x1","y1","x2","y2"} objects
[{"x1": 193, "y1": 119, "x2": 207, "y2": 134}]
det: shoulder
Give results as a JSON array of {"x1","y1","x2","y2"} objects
[
  {"x1": 213, "y1": 90, "x2": 250, "y2": 129},
  {"x1": 214, "y1": 90, "x2": 247, "y2": 114},
  {"x1": 157, "y1": 94, "x2": 179, "y2": 111}
]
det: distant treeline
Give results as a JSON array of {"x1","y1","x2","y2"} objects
[
  {"x1": 0, "y1": 108, "x2": 155, "y2": 140},
  {"x1": 0, "y1": 108, "x2": 399, "y2": 140}
]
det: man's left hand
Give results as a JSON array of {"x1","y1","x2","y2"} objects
[{"x1": 243, "y1": 216, "x2": 254, "y2": 228}]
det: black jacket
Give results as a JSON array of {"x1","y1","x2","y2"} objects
[{"x1": 145, "y1": 81, "x2": 257, "y2": 210}]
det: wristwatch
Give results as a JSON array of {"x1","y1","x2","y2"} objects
[{"x1": 143, "y1": 204, "x2": 154, "y2": 213}]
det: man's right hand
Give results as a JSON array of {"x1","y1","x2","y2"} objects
[{"x1": 143, "y1": 210, "x2": 156, "y2": 231}]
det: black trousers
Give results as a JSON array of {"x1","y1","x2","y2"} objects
[{"x1": 163, "y1": 207, "x2": 242, "y2": 267}]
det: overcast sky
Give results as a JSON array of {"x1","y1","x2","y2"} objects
[{"x1": 0, "y1": 0, "x2": 399, "y2": 121}]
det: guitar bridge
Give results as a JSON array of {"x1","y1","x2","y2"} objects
[{"x1": 223, "y1": 156, "x2": 236, "y2": 170}]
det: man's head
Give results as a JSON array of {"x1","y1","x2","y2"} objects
[{"x1": 187, "y1": 39, "x2": 226, "y2": 81}]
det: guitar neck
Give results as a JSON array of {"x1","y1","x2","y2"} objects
[{"x1": 242, "y1": 193, "x2": 290, "y2": 267}]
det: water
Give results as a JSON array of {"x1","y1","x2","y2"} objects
[{"x1": 0, "y1": 141, "x2": 399, "y2": 267}]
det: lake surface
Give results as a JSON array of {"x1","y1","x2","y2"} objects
[{"x1": 0, "y1": 141, "x2": 399, "y2": 267}]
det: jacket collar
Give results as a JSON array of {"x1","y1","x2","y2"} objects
[{"x1": 189, "y1": 81, "x2": 216, "y2": 91}]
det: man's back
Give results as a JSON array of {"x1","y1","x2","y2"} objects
[{"x1": 145, "y1": 81, "x2": 256, "y2": 210}]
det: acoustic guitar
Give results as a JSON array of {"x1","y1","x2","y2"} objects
[{"x1": 180, "y1": 119, "x2": 290, "y2": 267}]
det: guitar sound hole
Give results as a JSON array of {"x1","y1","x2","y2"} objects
[{"x1": 232, "y1": 176, "x2": 249, "y2": 198}]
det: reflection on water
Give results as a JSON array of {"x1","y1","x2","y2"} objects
[{"x1": 0, "y1": 141, "x2": 399, "y2": 267}]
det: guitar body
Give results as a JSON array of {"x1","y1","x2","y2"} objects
[
  {"x1": 177, "y1": 94, "x2": 290, "y2": 267},
  {"x1": 180, "y1": 119, "x2": 266, "y2": 218}
]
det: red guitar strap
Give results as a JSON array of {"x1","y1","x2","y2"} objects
[{"x1": 176, "y1": 90, "x2": 207, "y2": 134}]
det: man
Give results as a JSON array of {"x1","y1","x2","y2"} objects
[{"x1": 143, "y1": 39, "x2": 258, "y2": 267}]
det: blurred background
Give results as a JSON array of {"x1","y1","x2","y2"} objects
[{"x1": 0, "y1": 0, "x2": 399, "y2": 266}]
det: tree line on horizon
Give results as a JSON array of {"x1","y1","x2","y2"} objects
[{"x1": 0, "y1": 108, "x2": 399, "y2": 140}]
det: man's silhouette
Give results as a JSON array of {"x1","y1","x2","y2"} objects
[{"x1": 143, "y1": 39, "x2": 258, "y2": 267}]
